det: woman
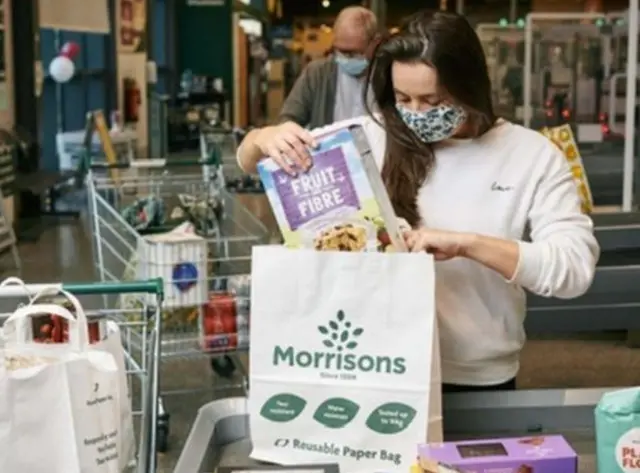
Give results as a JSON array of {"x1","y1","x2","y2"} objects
[{"x1": 237, "y1": 11, "x2": 599, "y2": 392}]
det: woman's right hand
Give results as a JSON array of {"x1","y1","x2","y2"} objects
[{"x1": 254, "y1": 121, "x2": 317, "y2": 175}]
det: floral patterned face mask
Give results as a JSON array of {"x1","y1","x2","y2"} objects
[{"x1": 395, "y1": 103, "x2": 467, "y2": 143}]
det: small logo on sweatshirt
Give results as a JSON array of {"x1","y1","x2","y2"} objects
[{"x1": 491, "y1": 181, "x2": 513, "y2": 192}]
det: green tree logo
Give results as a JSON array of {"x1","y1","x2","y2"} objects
[{"x1": 317, "y1": 310, "x2": 363, "y2": 351}]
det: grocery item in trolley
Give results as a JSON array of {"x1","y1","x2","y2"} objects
[
  {"x1": 121, "y1": 194, "x2": 166, "y2": 231},
  {"x1": 257, "y1": 124, "x2": 406, "y2": 252},
  {"x1": 201, "y1": 289, "x2": 250, "y2": 353},
  {"x1": 417, "y1": 436, "x2": 577, "y2": 473},
  {"x1": 137, "y1": 227, "x2": 209, "y2": 308},
  {"x1": 595, "y1": 387, "x2": 640, "y2": 473},
  {"x1": 202, "y1": 292, "x2": 237, "y2": 352},
  {"x1": 170, "y1": 193, "x2": 223, "y2": 237},
  {"x1": 235, "y1": 294, "x2": 250, "y2": 349},
  {"x1": 540, "y1": 125, "x2": 593, "y2": 214},
  {"x1": 29, "y1": 294, "x2": 103, "y2": 344}
]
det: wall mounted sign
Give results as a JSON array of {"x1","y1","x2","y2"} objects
[
  {"x1": 117, "y1": 0, "x2": 146, "y2": 53},
  {"x1": 38, "y1": 0, "x2": 110, "y2": 33}
]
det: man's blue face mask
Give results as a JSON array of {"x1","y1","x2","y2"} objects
[{"x1": 334, "y1": 53, "x2": 369, "y2": 77}]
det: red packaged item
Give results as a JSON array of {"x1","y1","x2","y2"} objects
[
  {"x1": 49, "y1": 315, "x2": 101, "y2": 343},
  {"x1": 201, "y1": 292, "x2": 237, "y2": 352},
  {"x1": 31, "y1": 297, "x2": 102, "y2": 344}
]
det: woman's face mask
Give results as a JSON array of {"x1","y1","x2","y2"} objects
[{"x1": 396, "y1": 103, "x2": 467, "y2": 143}]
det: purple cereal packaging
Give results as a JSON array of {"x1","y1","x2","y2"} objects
[
  {"x1": 257, "y1": 124, "x2": 405, "y2": 252},
  {"x1": 416, "y1": 436, "x2": 578, "y2": 473}
]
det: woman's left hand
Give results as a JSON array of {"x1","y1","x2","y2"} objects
[{"x1": 404, "y1": 228, "x2": 476, "y2": 261}]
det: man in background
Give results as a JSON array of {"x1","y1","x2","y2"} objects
[{"x1": 237, "y1": 6, "x2": 381, "y2": 172}]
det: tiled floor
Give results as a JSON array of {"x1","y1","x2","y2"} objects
[{"x1": 6, "y1": 193, "x2": 640, "y2": 473}]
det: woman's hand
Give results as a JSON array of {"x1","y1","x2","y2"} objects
[
  {"x1": 405, "y1": 228, "x2": 520, "y2": 280},
  {"x1": 254, "y1": 121, "x2": 317, "y2": 175},
  {"x1": 404, "y1": 228, "x2": 476, "y2": 260}
]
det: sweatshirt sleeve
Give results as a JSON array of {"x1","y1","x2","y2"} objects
[{"x1": 509, "y1": 144, "x2": 600, "y2": 299}]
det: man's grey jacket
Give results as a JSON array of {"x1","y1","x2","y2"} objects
[{"x1": 279, "y1": 57, "x2": 339, "y2": 129}]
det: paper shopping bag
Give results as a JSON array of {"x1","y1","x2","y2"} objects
[
  {"x1": 1, "y1": 302, "x2": 121, "y2": 473},
  {"x1": 249, "y1": 246, "x2": 438, "y2": 473}
]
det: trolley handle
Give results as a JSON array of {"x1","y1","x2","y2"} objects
[
  {"x1": 0, "y1": 278, "x2": 164, "y2": 298},
  {"x1": 63, "y1": 278, "x2": 164, "y2": 296},
  {"x1": 90, "y1": 157, "x2": 217, "y2": 170}
]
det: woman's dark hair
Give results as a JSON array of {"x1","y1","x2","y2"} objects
[{"x1": 364, "y1": 11, "x2": 497, "y2": 226}]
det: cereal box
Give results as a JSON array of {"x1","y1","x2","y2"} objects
[
  {"x1": 257, "y1": 124, "x2": 406, "y2": 252},
  {"x1": 417, "y1": 435, "x2": 578, "y2": 473},
  {"x1": 540, "y1": 124, "x2": 593, "y2": 214}
]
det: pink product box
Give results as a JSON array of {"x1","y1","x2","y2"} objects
[{"x1": 417, "y1": 435, "x2": 578, "y2": 473}]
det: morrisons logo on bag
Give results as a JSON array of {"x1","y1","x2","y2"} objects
[{"x1": 272, "y1": 310, "x2": 406, "y2": 375}]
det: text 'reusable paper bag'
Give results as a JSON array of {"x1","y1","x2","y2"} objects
[{"x1": 249, "y1": 246, "x2": 438, "y2": 473}]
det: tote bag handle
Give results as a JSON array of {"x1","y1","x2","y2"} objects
[
  {"x1": 4, "y1": 303, "x2": 89, "y2": 351},
  {"x1": 30, "y1": 287, "x2": 90, "y2": 348},
  {"x1": 0, "y1": 277, "x2": 35, "y2": 302},
  {"x1": 30, "y1": 287, "x2": 86, "y2": 318}
]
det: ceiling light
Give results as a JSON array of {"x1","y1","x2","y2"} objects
[{"x1": 322, "y1": 0, "x2": 330, "y2": 7}]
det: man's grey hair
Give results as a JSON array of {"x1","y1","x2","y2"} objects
[{"x1": 334, "y1": 6, "x2": 379, "y2": 40}]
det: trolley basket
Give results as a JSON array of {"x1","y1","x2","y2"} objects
[{"x1": 87, "y1": 159, "x2": 267, "y2": 388}]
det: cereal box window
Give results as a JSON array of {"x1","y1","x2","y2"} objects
[{"x1": 456, "y1": 443, "x2": 508, "y2": 458}]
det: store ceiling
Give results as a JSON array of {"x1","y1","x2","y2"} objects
[{"x1": 279, "y1": 0, "x2": 532, "y2": 24}]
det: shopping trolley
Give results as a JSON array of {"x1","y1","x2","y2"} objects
[
  {"x1": 87, "y1": 158, "x2": 269, "y2": 449},
  {"x1": 0, "y1": 278, "x2": 163, "y2": 473},
  {"x1": 199, "y1": 125, "x2": 264, "y2": 193}
]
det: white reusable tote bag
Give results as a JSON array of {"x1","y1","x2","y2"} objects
[
  {"x1": 29, "y1": 287, "x2": 136, "y2": 471},
  {"x1": 249, "y1": 246, "x2": 438, "y2": 473},
  {"x1": 0, "y1": 312, "x2": 7, "y2": 468},
  {"x1": 96, "y1": 320, "x2": 136, "y2": 469},
  {"x1": 1, "y1": 302, "x2": 121, "y2": 473},
  {"x1": 0, "y1": 276, "x2": 38, "y2": 467}
]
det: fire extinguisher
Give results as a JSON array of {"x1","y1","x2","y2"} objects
[{"x1": 123, "y1": 77, "x2": 141, "y2": 123}]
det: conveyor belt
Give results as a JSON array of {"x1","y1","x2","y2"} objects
[
  {"x1": 582, "y1": 148, "x2": 626, "y2": 206},
  {"x1": 593, "y1": 212, "x2": 640, "y2": 252},
  {"x1": 592, "y1": 212, "x2": 640, "y2": 227},
  {"x1": 207, "y1": 434, "x2": 597, "y2": 473},
  {"x1": 174, "y1": 397, "x2": 602, "y2": 473},
  {"x1": 525, "y1": 263, "x2": 640, "y2": 333},
  {"x1": 523, "y1": 211, "x2": 640, "y2": 332},
  {"x1": 523, "y1": 211, "x2": 640, "y2": 333}
]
